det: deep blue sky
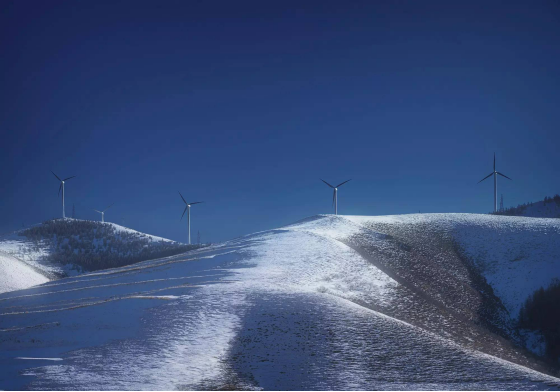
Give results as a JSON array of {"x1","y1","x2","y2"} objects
[{"x1": 1, "y1": 0, "x2": 559, "y2": 242}]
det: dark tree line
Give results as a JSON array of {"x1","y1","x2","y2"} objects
[
  {"x1": 543, "y1": 195, "x2": 560, "y2": 206},
  {"x1": 492, "y1": 194, "x2": 560, "y2": 217},
  {"x1": 518, "y1": 279, "x2": 560, "y2": 361},
  {"x1": 21, "y1": 219, "x2": 205, "y2": 272}
]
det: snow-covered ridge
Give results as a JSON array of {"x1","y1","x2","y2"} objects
[{"x1": 101, "y1": 221, "x2": 174, "y2": 243}]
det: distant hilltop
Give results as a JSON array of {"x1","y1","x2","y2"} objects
[
  {"x1": 0, "y1": 218, "x2": 205, "y2": 294},
  {"x1": 493, "y1": 194, "x2": 560, "y2": 218}
]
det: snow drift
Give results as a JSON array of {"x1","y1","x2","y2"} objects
[{"x1": 0, "y1": 252, "x2": 49, "y2": 294}]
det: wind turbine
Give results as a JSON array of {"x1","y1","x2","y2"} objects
[
  {"x1": 321, "y1": 179, "x2": 351, "y2": 215},
  {"x1": 178, "y1": 192, "x2": 203, "y2": 245},
  {"x1": 93, "y1": 203, "x2": 114, "y2": 223},
  {"x1": 51, "y1": 171, "x2": 76, "y2": 219},
  {"x1": 477, "y1": 153, "x2": 512, "y2": 212}
]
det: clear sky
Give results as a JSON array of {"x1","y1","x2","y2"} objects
[{"x1": 1, "y1": 0, "x2": 559, "y2": 243}]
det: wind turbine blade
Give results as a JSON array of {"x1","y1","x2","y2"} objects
[
  {"x1": 477, "y1": 172, "x2": 494, "y2": 183},
  {"x1": 497, "y1": 172, "x2": 512, "y2": 180},
  {"x1": 58, "y1": 183, "x2": 62, "y2": 197},
  {"x1": 494, "y1": 153, "x2": 496, "y2": 171},
  {"x1": 63, "y1": 175, "x2": 76, "y2": 181},
  {"x1": 321, "y1": 179, "x2": 334, "y2": 188},
  {"x1": 103, "y1": 203, "x2": 114, "y2": 212},
  {"x1": 51, "y1": 171, "x2": 62, "y2": 181},
  {"x1": 332, "y1": 189, "x2": 336, "y2": 208},
  {"x1": 189, "y1": 202, "x2": 203, "y2": 205},
  {"x1": 93, "y1": 209, "x2": 101, "y2": 213},
  {"x1": 336, "y1": 179, "x2": 352, "y2": 188},
  {"x1": 181, "y1": 205, "x2": 188, "y2": 220},
  {"x1": 178, "y1": 191, "x2": 187, "y2": 205}
]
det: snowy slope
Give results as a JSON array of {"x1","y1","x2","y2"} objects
[
  {"x1": 1, "y1": 214, "x2": 559, "y2": 390},
  {"x1": 0, "y1": 252, "x2": 49, "y2": 294}
]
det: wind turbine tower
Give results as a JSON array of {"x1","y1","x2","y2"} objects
[
  {"x1": 93, "y1": 203, "x2": 114, "y2": 223},
  {"x1": 320, "y1": 179, "x2": 351, "y2": 215},
  {"x1": 477, "y1": 154, "x2": 512, "y2": 213},
  {"x1": 51, "y1": 171, "x2": 76, "y2": 219},
  {"x1": 178, "y1": 192, "x2": 203, "y2": 245}
]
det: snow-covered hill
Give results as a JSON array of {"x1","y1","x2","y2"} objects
[
  {"x1": 345, "y1": 214, "x2": 560, "y2": 358},
  {"x1": 1, "y1": 214, "x2": 559, "y2": 390},
  {"x1": 0, "y1": 219, "x2": 196, "y2": 294},
  {"x1": 346, "y1": 214, "x2": 560, "y2": 321}
]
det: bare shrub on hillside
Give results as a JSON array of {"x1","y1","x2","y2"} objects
[{"x1": 519, "y1": 279, "x2": 560, "y2": 362}]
